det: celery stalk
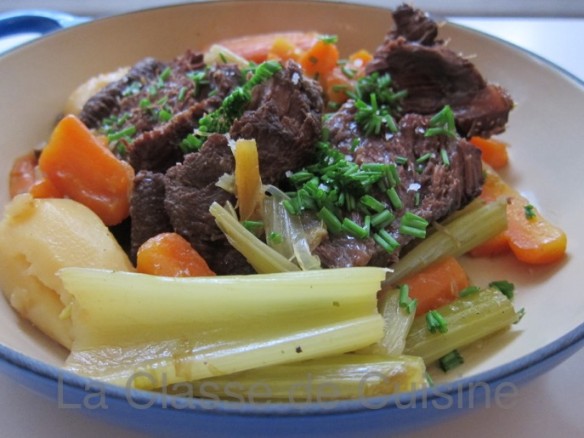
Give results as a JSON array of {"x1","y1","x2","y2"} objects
[
  {"x1": 59, "y1": 267, "x2": 386, "y2": 389},
  {"x1": 210, "y1": 201, "x2": 300, "y2": 273},
  {"x1": 404, "y1": 288, "x2": 521, "y2": 363},
  {"x1": 356, "y1": 288, "x2": 415, "y2": 356},
  {"x1": 384, "y1": 198, "x2": 506, "y2": 287},
  {"x1": 175, "y1": 354, "x2": 427, "y2": 400}
]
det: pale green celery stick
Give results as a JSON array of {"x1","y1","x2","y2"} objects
[
  {"x1": 404, "y1": 288, "x2": 521, "y2": 364},
  {"x1": 168, "y1": 354, "x2": 427, "y2": 400},
  {"x1": 384, "y1": 198, "x2": 506, "y2": 287},
  {"x1": 356, "y1": 288, "x2": 415, "y2": 356},
  {"x1": 209, "y1": 201, "x2": 300, "y2": 273},
  {"x1": 59, "y1": 267, "x2": 386, "y2": 389},
  {"x1": 263, "y1": 195, "x2": 321, "y2": 271}
]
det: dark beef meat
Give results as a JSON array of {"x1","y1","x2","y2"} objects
[
  {"x1": 391, "y1": 3, "x2": 438, "y2": 45},
  {"x1": 366, "y1": 4, "x2": 513, "y2": 138},
  {"x1": 230, "y1": 61, "x2": 323, "y2": 185},
  {"x1": 163, "y1": 134, "x2": 254, "y2": 275},
  {"x1": 78, "y1": 52, "x2": 242, "y2": 172},
  {"x1": 314, "y1": 104, "x2": 483, "y2": 268},
  {"x1": 129, "y1": 171, "x2": 173, "y2": 262},
  {"x1": 162, "y1": 63, "x2": 323, "y2": 275}
]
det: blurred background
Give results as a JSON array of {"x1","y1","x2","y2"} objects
[{"x1": 0, "y1": 0, "x2": 583, "y2": 17}]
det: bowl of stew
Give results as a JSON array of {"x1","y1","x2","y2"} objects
[{"x1": 0, "y1": 1, "x2": 583, "y2": 436}]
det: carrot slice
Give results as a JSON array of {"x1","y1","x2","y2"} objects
[
  {"x1": 9, "y1": 152, "x2": 37, "y2": 198},
  {"x1": 29, "y1": 177, "x2": 63, "y2": 199},
  {"x1": 470, "y1": 165, "x2": 566, "y2": 264},
  {"x1": 300, "y1": 38, "x2": 340, "y2": 79},
  {"x1": 38, "y1": 114, "x2": 134, "y2": 226},
  {"x1": 506, "y1": 197, "x2": 567, "y2": 265},
  {"x1": 137, "y1": 232, "x2": 215, "y2": 277},
  {"x1": 401, "y1": 256, "x2": 470, "y2": 316},
  {"x1": 212, "y1": 31, "x2": 318, "y2": 63},
  {"x1": 234, "y1": 138, "x2": 263, "y2": 221},
  {"x1": 470, "y1": 136, "x2": 509, "y2": 169}
]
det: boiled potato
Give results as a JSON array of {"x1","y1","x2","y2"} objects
[
  {"x1": 63, "y1": 66, "x2": 129, "y2": 116},
  {"x1": 0, "y1": 194, "x2": 134, "y2": 348}
]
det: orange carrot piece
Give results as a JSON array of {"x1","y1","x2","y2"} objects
[
  {"x1": 325, "y1": 67, "x2": 353, "y2": 105},
  {"x1": 401, "y1": 256, "x2": 470, "y2": 316},
  {"x1": 29, "y1": 177, "x2": 63, "y2": 199},
  {"x1": 212, "y1": 31, "x2": 318, "y2": 63},
  {"x1": 9, "y1": 152, "x2": 37, "y2": 198},
  {"x1": 38, "y1": 114, "x2": 134, "y2": 226},
  {"x1": 267, "y1": 37, "x2": 303, "y2": 63},
  {"x1": 348, "y1": 49, "x2": 373, "y2": 68},
  {"x1": 234, "y1": 139, "x2": 263, "y2": 221},
  {"x1": 300, "y1": 39, "x2": 340, "y2": 79},
  {"x1": 470, "y1": 136, "x2": 509, "y2": 169},
  {"x1": 137, "y1": 232, "x2": 215, "y2": 277},
  {"x1": 506, "y1": 197, "x2": 567, "y2": 265},
  {"x1": 470, "y1": 165, "x2": 567, "y2": 264}
]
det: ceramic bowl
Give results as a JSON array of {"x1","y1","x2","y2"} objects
[{"x1": 0, "y1": 2, "x2": 583, "y2": 436}]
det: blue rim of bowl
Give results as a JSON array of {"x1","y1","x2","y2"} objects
[{"x1": 0, "y1": 1, "x2": 584, "y2": 418}]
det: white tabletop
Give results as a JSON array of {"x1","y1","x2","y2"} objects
[{"x1": 0, "y1": 11, "x2": 583, "y2": 438}]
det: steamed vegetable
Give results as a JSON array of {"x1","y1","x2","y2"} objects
[
  {"x1": 183, "y1": 354, "x2": 427, "y2": 400},
  {"x1": 59, "y1": 267, "x2": 386, "y2": 388},
  {"x1": 0, "y1": 194, "x2": 134, "y2": 348},
  {"x1": 404, "y1": 288, "x2": 521, "y2": 363},
  {"x1": 469, "y1": 136, "x2": 509, "y2": 169},
  {"x1": 401, "y1": 256, "x2": 470, "y2": 316},
  {"x1": 357, "y1": 288, "x2": 415, "y2": 356},
  {"x1": 137, "y1": 232, "x2": 216, "y2": 277},
  {"x1": 38, "y1": 114, "x2": 135, "y2": 226},
  {"x1": 210, "y1": 31, "x2": 318, "y2": 63},
  {"x1": 384, "y1": 198, "x2": 507, "y2": 287},
  {"x1": 471, "y1": 165, "x2": 567, "y2": 264},
  {"x1": 210, "y1": 201, "x2": 300, "y2": 273},
  {"x1": 234, "y1": 139, "x2": 263, "y2": 221}
]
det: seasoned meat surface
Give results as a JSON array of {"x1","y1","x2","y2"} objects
[
  {"x1": 230, "y1": 61, "x2": 323, "y2": 185},
  {"x1": 366, "y1": 4, "x2": 513, "y2": 138},
  {"x1": 314, "y1": 106, "x2": 483, "y2": 268}
]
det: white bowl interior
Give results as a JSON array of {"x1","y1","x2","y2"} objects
[{"x1": 0, "y1": 0, "x2": 583, "y2": 386}]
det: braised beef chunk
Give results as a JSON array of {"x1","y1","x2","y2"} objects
[
  {"x1": 163, "y1": 134, "x2": 253, "y2": 275},
  {"x1": 78, "y1": 52, "x2": 242, "y2": 172},
  {"x1": 314, "y1": 108, "x2": 483, "y2": 268},
  {"x1": 230, "y1": 61, "x2": 323, "y2": 185},
  {"x1": 366, "y1": 4, "x2": 513, "y2": 138},
  {"x1": 130, "y1": 171, "x2": 173, "y2": 261},
  {"x1": 391, "y1": 3, "x2": 438, "y2": 45}
]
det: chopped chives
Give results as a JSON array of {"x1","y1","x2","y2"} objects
[
  {"x1": 377, "y1": 229, "x2": 400, "y2": 249},
  {"x1": 107, "y1": 125, "x2": 136, "y2": 142},
  {"x1": 317, "y1": 206, "x2": 342, "y2": 234},
  {"x1": 318, "y1": 34, "x2": 339, "y2": 44},
  {"x1": 341, "y1": 218, "x2": 369, "y2": 239},
  {"x1": 373, "y1": 233, "x2": 397, "y2": 254},
  {"x1": 283, "y1": 199, "x2": 299, "y2": 216},
  {"x1": 360, "y1": 195, "x2": 386, "y2": 213},
  {"x1": 524, "y1": 204, "x2": 537, "y2": 220},
  {"x1": 414, "y1": 192, "x2": 421, "y2": 207},
  {"x1": 371, "y1": 210, "x2": 395, "y2": 229},
  {"x1": 267, "y1": 231, "x2": 284, "y2": 244},
  {"x1": 242, "y1": 220, "x2": 263, "y2": 232},
  {"x1": 416, "y1": 152, "x2": 433, "y2": 164},
  {"x1": 439, "y1": 350, "x2": 464, "y2": 372},
  {"x1": 426, "y1": 310, "x2": 448, "y2": 334},
  {"x1": 459, "y1": 285, "x2": 481, "y2": 298},
  {"x1": 386, "y1": 187, "x2": 403, "y2": 210},
  {"x1": 139, "y1": 98, "x2": 151, "y2": 109},
  {"x1": 440, "y1": 148, "x2": 450, "y2": 167},
  {"x1": 178, "y1": 86, "x2": 188, "y2": 102},
  {"x1": 395, "y1": 156, "x2": 408, "y2": 165},
  {"x1": 158, "y1": 108, "x2": 173, "y2": 122},
  {"x1": 159, "y1": 66, "x2": 172, "y2": 82},
  {"x1": 399, "y1": 225, "x2": 427, "y2": 239},
  {"x1": 489, "y1": 280, "x2": 515, "y2": 300},
  {"x1": 398, "y1": 284, "x2": 417, "y2": 315}
]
